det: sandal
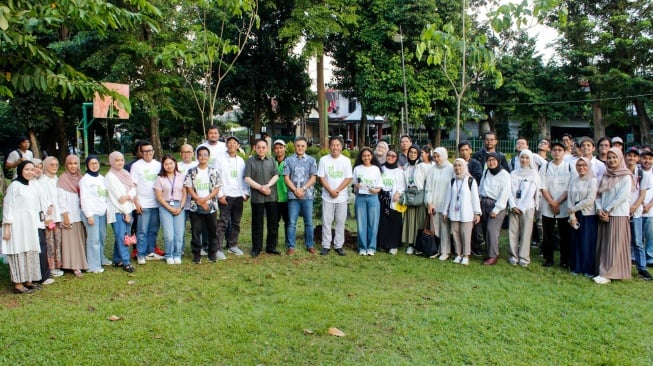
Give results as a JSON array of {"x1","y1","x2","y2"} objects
[
  {"x1": 112, "y1": 262, "x2": 124, "y2": 268},
  {"x1": 73, "y1": 269, "x2": 83, "y2": 278},
  {"x1": 123, "y1": 264, "x2": 135, "y2": 273},
  {"x1": 25, "y1": 283, "x2": 42, "y2": 290},
  {"x1": 13, "y1": 286, "x2": 34, "y2": 294}
]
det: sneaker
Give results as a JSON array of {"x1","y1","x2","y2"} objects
[
  {"x1": 145, "y1": 252, "x2": 164, "y2": 261},
  {"x1": 406, "y1": 246, "x2": 415, "y2": 255},
  {"x1": 287, "y1": 248, "x2": 296, "y2": 255},
  {"x1": 207, "y1": 256, "x2": 217, "y2": 263},
  {"x1": 137, "y1": 256, "x2": 146, "y2": 265},
  {"x1": 438, "y1": 254, "x2": 449, "y2": 261},
  {"x1": 200, "y1": 249, "x2": 208, "y2": 256},
  {"x1": 216, "y1": 251, "x2": 227, "y2": 260},
  {"x1": 51, "y1": 269, "x2": 64, "y2": 277},
  {"x1": 453, "y1": 256, "x2": 462, "y2": 264},
  {"x1": 166, "y1": 258, "x2": 175, "y2": 265},
  {"x1": 518, "y1": 259, "x2": 529, "y2": 267},
  {"x1": 389, "y1": 248, "x2": 398, "y2": 255},
  {"x1": 461, "y1": 257, "x2": 469, "y2": 265},
  {"x1": 359, "y1": 251, "x2": 366, "y2": 256},
  {"x1": 508, "y1": 257, "x2": 518, "y2": 265},
  {"x1": 367, "y1": 250, "x2": 375, "y2": 256},
  {"x1": 87, "y1": 268, "x2": 105, "y2": 274},
  {"x1": 335, "y1": 248, "x2": 346, "y2": 256},
  {"x1": 320, "y1": 248, "x2": 329, "y2": 255},
  {"x1": 42, "y1": 278, "x2": 55, "y2": 285},
  {"x1": 174, "y1": 257, "x2": 182, "y2": 265},
  {"x1": 638, "y1": 270, "x2": 653, "y2": 281},
  {"x1": 102, "y1": 260, "x2": 112, "y2": 266},
  {"x1": 192, "y1": 256, "x2": 201, "y2": 264},
  {"x1": 593, "y1": 276, "x2": 611, "y2": 284},
  {"x1": 228, "y1": 246, "x2": 244, "y2": 256}
]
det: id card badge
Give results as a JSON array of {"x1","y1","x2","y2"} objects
[
  {"x1": 454, "y1": 203, "x2": 460, "y2": 212},
  {"x1": 169, "y1": 200, "x2": 177, "y2": 207}
]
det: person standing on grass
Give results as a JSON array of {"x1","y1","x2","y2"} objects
[
  {"x1": 641, "y1": 150, "x2": 653, "y2": 270},
  {"x1": 283, "y1": 136, "x2": 318, "y2": 255},
  {"x1": 479, "y1": 153, "x2": 511, "y2": 265},
  {"x1": 198, "y1": 125, "x2": 227, "y2": 170},
  {"x1": 57, "y1": 154, "x2": 88, "y2": 277},
  {"x1": 473, "y1": 131, "x2": 510, "y2": 172},
  {"x1": 40, "y1": 156, "x2": 64, "y2": 278},
  {"x1": 402, "y1": 146, "x2": 431, "y2": 255},
  {"x1": 443, "y1": 158, "x2": 481, "y2": 265},
  {"x1": 426, "y1": 147, "x2": 454, "y2": 260},
  {"x1": 178, "y1": 144, "x2": 198, "y2": 254},
  {"x1": 567, "y1": 157, "x2": 598, "y2": 277},
  {"x1": 154, "y1": 155, "x2": 186, "y2": 265},
  {"x1": 2, "y1": 161, "x2": 42, "y2": 294},
  {"x1": 273, "y1": 140, "x2": 290, "y2": 251},
  {"x1": 31, "y1": 159, "x2": 54, "y2": 285},
  {"x1": 377, "y1": 149, "x2": 405, "y2": 255},
  {"x1": 352, "y1": 147, "x2": 383, "y2": 256},
  {"x1": 216, "y1": 136, "x2": 248, "y2": 259},
  {"x1": 317, "y1": 137, "x2": 353, "y2": 256},
  {"x1": 539, "y1": 142, "x2": 572, "y2": 268},
  {"x1": 576, "y1": 136, "x2": 607, "y2": 185},
  {"x1": 105, "y1": 152, "x2": 137, "y2": 273},
  {"x1": 458, "y1": 141, "x2": 483, "y2": 256},
  {"x1": 4, "y1": 136, "x2": 34, "y2": 179},
  {"x1": 80, "y1": 155, "x2": 110, "y2": 274},
  {"x1": 185, "y1": 146, "x2": 222, "y2": 264},
  {"x1": 624, "y1": 147, "x2": 652, "y2": 280},
  {"x1": 130, "y1": 141, "x2": 163, "y2": 264},
  {"x1": 244, "y1": 139, "x2": 280, "y2": 257},
  {"x1": 593, "y1": 148, "x2": 633, "y2": 284}
]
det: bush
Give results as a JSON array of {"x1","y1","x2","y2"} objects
[{"x1": 306, "y1": 145, "x2": 321, "y2": 156}]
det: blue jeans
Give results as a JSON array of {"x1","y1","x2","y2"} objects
[
  {"x1": 136, "y1": 207, "x2": 160, "y2": 257},
  {"x1": 630, "y1": 217, "x2": 645, "y2": 271},
  {"x1": 111, "y1": 213, "x2": 132, "y2": 265},
  {"x1": 644, "y1": 217, "x2": 653, "y2": 265},
  {"x1": 287, "y1": 199, "x2": 314, "y2": 249},
  {"x1": 83, "y1": 214, "x2": 107, "y2": 271},
  {"x1": 159, "y1": 205, "x2": 185, "y2": 259},
  {"x1": 355, "y1": 194, "x2": 380, "y2": 253}
]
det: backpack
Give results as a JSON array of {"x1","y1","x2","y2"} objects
[
  {"x1": 3, "y1": 149, "x2": 21, "y2": 178},
  {"x1": 450, "y1": 176, "x2": 474, "y2": 191}
]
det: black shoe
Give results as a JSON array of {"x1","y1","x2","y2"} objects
[
  {"x1": 638, "y1": 270, "x2": 653, "y2": 281},
  {"x1": 335, "y1": 248, "x2": 346, "y2": 256},
  {"x1": 543, "y1": 261, "x2": 554, "y2": 267},
  {"x1": 265, "y1": 250, "x2": 281, "y2": 255},
  {"x1": 123, "y1": 264, "x2": 136, "y2": 273},
  {"x1": 251, "y1": 252, "x2": 260, "y2": 258},
  {"x1": 25, "y1": 283, "x2": 42, "y2": 290},
  {"x1": 112, "y1": 262, "x2": 124, "y2": 268},
  {"x1": 320, "y1": 248, "x2": 329, "y2": 256},
  {"x1": 192, "y1": 255, "x2": 201, "y2": 264},
  {"x1": 471, "y1": 249, "x2": 482, "y2": 257},
  {"x1": 207, "y1": 256, "x2": 217, "y2": 263},
  {"x1": 647, "y1": 263, "x2": 653, "y2": 268},
  {"x1": 12, "y1": 286, "x2": 34, "y2": 294}
]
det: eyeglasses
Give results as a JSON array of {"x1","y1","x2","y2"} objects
[
  {"x1": 197, "y1": 153, "x2": 209, "y2": 157},
  {"x1": 387, "y1": 154, "x2": 397, "y2": 157},
  {"x1": 141, "y1": 149, "x2": 154, "y2": 153}
]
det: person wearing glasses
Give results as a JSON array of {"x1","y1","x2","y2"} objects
[
  {"x1": 472, "y1": 131, "x2": 510, "y2": 172},
  {"x1": 130, "y1": 141, "x2": 163, "y2": 264}
]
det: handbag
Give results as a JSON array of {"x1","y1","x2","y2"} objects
[
  {"x1": 414, "y1": 216, "x2": 440, "y2": 258},
  {"x1": 123, "y1": 234, "x2": 137, "y2": 246},
  {"x1": 401, "y1": 187, "x2": 425, "y2": 207}
]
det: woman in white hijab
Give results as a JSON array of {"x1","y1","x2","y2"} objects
[
  {"x1": 425, "y1": 147, "x2": 454, "y2": 260},
  {"x1": 507, "y1": 149, "x2": 541, "y2": 266}
]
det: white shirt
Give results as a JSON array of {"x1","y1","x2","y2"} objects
[
  {"x1": 425, "y1": 164, "x2": 455, "y2": 212},
  {"x1": 58, "y1": 188, "x2": 82, "y2": 223},
  {"x1": 105, "y1": 171, "x2": 136, "y2": 224},
  {"x1": 596, "y1": 176, "x2": 632, "y2": 217},
  {"x1": 479, "y1": 170, "x2": 511, "y2": 214},
  {"x1": 130, "y1": 159, "x2": 161, "y2": 208},
  {"x1": 642, "y1": 169, "x2": 653, "y2": 218},
  {"x1": 539, "y1": 160, "x2": 571, "y2": 218},
  {"x1": 508, "y1": 171, "x2": 540, "y2": 212},
  {"x1": 630, "y1": 166, "x2": 650, "y2": 218},
  {"x1": 352, "y1": 165, "x2": 382, "y2": 195},
  {"x1": 38, "y1": 174, "x2": 61, "y2": 222},
  {"x1": 80, "y1": 174, "x2": 108, "y2": 218},
  {"x1": 179, "y1": 160, "x2": 198, "y2": 210},
  {"x1": 443, "y1": 176, "x2": 482, "y2": 222},
  {"x1": 216, "y1": 154, "x2": 248, "y2": 198},
  {"x1": 198, "y1": 141, "x2": 226, "y2": 170},
  {"x1": 317, "y1": 154, "x2": 353, "y2": 204},
  {"x1": 568, "y1": 177, "x2": 598, "y2": 216},
  {"x1": 381, "y1": 166, "x2": 406, "y2": 211},
  {"x1": 5, "y1": 149, "x2": 34, "y2": 178}
]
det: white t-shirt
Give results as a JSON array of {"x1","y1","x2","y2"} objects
[
  {"x1": 352, "y1": 165, "x2": 382, "y2": 195},
  {"x1": 193, "y1": 167, "x2": 211, "y2": 198},
  {"x1": 198, "y1": 141, "x2": 226, "y2": 170},
  {"x1": 539, "y1": 161, "x2": 571, "y2": 218},
  {"x1": 130, "y1": 159, "x2": 161, "y2": 208},
  {"x1": 6, "y1": 149, "x2": 34, "y2": 178},
  {"x1": 630, "y1": 167, "x2": 650, "y2": 218},
  {"x1": 642, "y1": 169, "x2": 653, "y2": 218},
  {"x1": 179, "y1": 160, "x2": 198, "y2": 210},
  {"x1": 317, "y1": 154, "x2": 353, "y2": 203}
]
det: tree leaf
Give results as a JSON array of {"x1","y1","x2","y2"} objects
[{"x1": 327, "y1": 327, "x2": 345, "y2": 337}]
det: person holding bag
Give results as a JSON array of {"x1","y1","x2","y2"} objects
[
  {"x1": 402, "y1": 146, "x2": 432, "y2": 254},
  {"x1": 378, "y1": 150, "x2": 406, "y2": 254},
  {"x1": 425, "y1": 147, "x2": 454, "y2": 260}
]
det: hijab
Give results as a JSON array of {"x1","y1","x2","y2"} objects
[
  {"x1": 434, "y1": 147, "x2": 450, "y2": 169},
  {"x1": 512, "y1": 149, "x2": 537, "y2": 178},
  {"x1": 85, "y1": 155, "x2": 100, "y2": 177},
  {"x1": 57, "y1": 154, "x2": 82, "y2": 194},
  {"x1": 375, "y1": 141, "x2": 389, "y2": 165},
  {"x1": 486, "y1": 152, "x2": 503, "y2": 175},
  {"x1": 384, "y1": 149, "x2": 399, "y2": 169},
  {"x1": 453, "y1": 158, "x2": 469, "y2": 179},
  {"x1": 15, "y1": 160, "x2": 34, "y2": 185},
  {"x1": 575, "y1": 157, "x2": 593, "y2": 181},
  {"x1": 42, "y1": 156, "x2": 59, "y2": 178},
  {"x1": 407, "y1": 146, "x2": 420, "y2": 166},
  {"x1": 109, "y1": 151, "x2": 136, "y2": 192},
  {"x1": 598, "y1": 147, "x2": 635, "y2": 193}
]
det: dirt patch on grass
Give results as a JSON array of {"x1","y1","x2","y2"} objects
[{"x1": 0, "y1": 293, "x2": 21, "y2": 309}]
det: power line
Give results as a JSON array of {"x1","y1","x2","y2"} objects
[{"x1": 483, "y1": 93, "x2": 653, "y2": 106}]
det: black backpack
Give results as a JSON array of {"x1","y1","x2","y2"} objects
[{"x1": 450, "y1": 176, "x2": 474, "y2": 191}]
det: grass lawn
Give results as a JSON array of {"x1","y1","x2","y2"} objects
[{"x1": 1, "y1": 202, "x2": 652, "y2": 365}]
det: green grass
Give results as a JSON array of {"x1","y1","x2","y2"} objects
[{"x1": 1, "y1": 204, "x2": 652, "y2": 365}]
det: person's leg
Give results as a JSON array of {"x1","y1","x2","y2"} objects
[
  {"x1": 287, "y1": 199, "x2": 299, "y2": 250},
  {"x1": 206, "y1": 212, "x2": 220, "y2": 257},
  {"x1": 97, "y1": 215, "x2": 108, "y2": 265},
  {"x1": 333, "y1": 202, "x2": 348, "y2": 249},
  {"x1": 487, "y1": 209, "x2": 505, "y2": 259},
  {"x1": 367, "y1": 196, "x2": 380, "y2": 253},
  {"x1": 216, "y1": 199, "x2": 232, "y2": 251},
  {"x1": 172, "y1": 210, "x2": 186, "y2": 259},
  {"x1": 507, "y1": 211, "x2": 520, "y2": 262},
  {"x1": 322, "y1": 201, "x2": 335, "y2": 249},
  {"x1": 541, "y1": 216, "x2": 556, "y2": 265},
  {"x1": 112, "y1": 213, "x2": 131, "y2": 265},
  {"x1": 83, "y1": 215, "x2": 101, "y2": 271},
  {"x1": 227, "y1": 197, "x2": 244, "y2": 248},
  {"x1": 355, "y1": 195, "x2": 368, "y2": 253},
  {"x1": 146, "y1": 208, "x2": 160, "y2": 255},
  {"x1": 437, "y1": 212, "x2": 451, "y2": 255},
  {"x1": 38, "y1": 229, "x2": 50, "y2": 281},
  {"x1": 251, "y1": 203, "x2": 265, "y2": 255},
  {"x1": 461, "y1": 221, "x2": 473, "y2": 256},
  {"x1": 518, "y1": 208, "x2": 535, "y2": 264},
  {"x1": 451, "y1": 221, "x2": 462, "y2": 256},
  {"x1": 159, "y1": 208, "x2": 175, "y2": 260},
  {"x1": 279, "y1": 202, "x2": 290, "y2": 247},
  {"x1": 265, "y1": 202, "x2": 279, "y2": 252},
  {"x1": 643, "y1": 217, "x2": 653, "y2": 266},
  {"x1": 136, "y1": 209, "x2": 150, "y2": 259},
  {"x1": 189, "y1": 212, "x2": 204, "y2": 261},
  {"x1": 557, "y1": 217, "x2": 572, "y2": 267},
  {"x1": 631, "y1": 217, "x2": 646, "y2": 271}
]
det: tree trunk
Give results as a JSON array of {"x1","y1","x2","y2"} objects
[
  {"x1": 317, "y1": 52, "x2": 328, "y2": 148},
  {"x1": 150, "y1": 115, "x2": 163, "y2": 161},
  {"x1": 634, "y1": 98, "x2": 651, "y2": 145},
  {"x1": 537, "y1": 115, "x2": 548, "y2": 139},
  {"x1": 434, "y1": 128, "x2": 442, "y2": 147},
  {"x1": 252, "y1": 97, "x2": 263, "y2": 146},
  {"x1": 28, "y1": 130, "x2": 41, "y2": 159},
  {"x1": 592, "y1": 100, "x2": 605, "y2": 138},
  {"x1": 56, "y1": 115, "x2": 68, "y2": 162},
  {"x1": 358, "y1": 113, "x2": 367, "y2": 148},
  {"x1": 106, "y1": 120, "x2": 115, "y2": 153}
]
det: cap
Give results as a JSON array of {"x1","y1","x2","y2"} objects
[
  {"x1": 625, "y1": 146, "x2": 640, "y2": 155},
  {"x1": 611, "y1": 136, "x2": 624, "y2": 144},
  {"x1": 226, "y1": 136, "x2": 240, "y2": 144},
  {"x1": 273, "y1": 139, "x2": 286, "y2": 146}
]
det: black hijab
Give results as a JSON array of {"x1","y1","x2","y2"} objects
[
  {"x1": 384, "y1": 149, "x2": 399, "y2": 169},
  {"x1": 407, "y1": 146, "x2": 420, "y2": 166},
  {"x1": 486, "y1": 152, "x2": 503, "y2": 175},
  {"x1": 15, "y1": 160, "x2": 34, "y2": 185},
  {"x1": 85, "y1": 155, "x2": 100, "y2": 177}
]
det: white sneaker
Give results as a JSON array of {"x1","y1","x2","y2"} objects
[
  {"x1": 389, "y1": 248, "x2": 398, "y2": 255},
  {"x1": 51, "y1": 269, "x2": 64, "y2": 277},
  {"x1": 367, "y1": 250, "x2": 375, "y2": 256},
  {"x1": 166, "y1": 258, "x2": 175, "y2": 265},
  {"x1": 359, "y1": 251, "x2": 366, "y2": 256},
  {"x1": 508, "y1": 257, "x2": 518, "y2": 265},
  {"x1": 174, "y1": 257, "x2": 182, "y2": 264},
  {"x1": 146, "y1": 252, "x2": 164, "y2": 261},
  {"x1": 216, "y1": 251, "x2": 227, "y2": 260},
  {"x1": 593, "y1": 276, "x2": 611, "y2": 284},
  {"x1": 228, "y1": 246, "x2": 244, "y2": 256},
  {"x1": 406, "y1": 246, "x2": 415, "y2": 255},
  {"x1": 453, "y1": 256, "x2": 462, "y2": 264},
  {"x1": 137, "y1": 256, "x2": 146, "y2": 265},
  {"x1": 461, "y1": 257, "x2": 469, "y2": 265},
  {"x1": 200, "y1": 249, "x2": 208, "y2": 256},
  {"x1": 438, "y1": 254, "x2": 449, "y2": 261},
  {"x1": 518, "y1": 259, "x2": 529, "y2": 267},
  {"x1": 87, "y1": 268, "x2": 104, "y2": 274},
  {"x1": 43, "y1": 278, "x2": 55, "y2": 285}
]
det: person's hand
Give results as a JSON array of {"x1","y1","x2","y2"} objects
[
  {"x1": 3, "y1": 226, "x2": 10, "y2": 241},
  {"x1": 473, "y1": 214, "x2": 481, "y2": 224},
  {"x1": 134, "y1": 202, "x2": 143, "y2": 215},
  {"x1": 489, "y1": 212, "x2": 497, "y2": 218},
  {"x1": 512, "y1": 207, "x2": 522, "y2": 215},
  {"x1": 219, "y1": 196, "x2": 228, "y2": 205}
]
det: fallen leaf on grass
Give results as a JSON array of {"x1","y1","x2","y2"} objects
[
  {"x1": 327, "y1": 327, "x2": 345, "y2": 337},
  {"x1": 107, "y1": 315, "x2": 123, "y2": 321},
  {"x1": 88, "y1": 306, "x2": 96, "y2": 312},
  {"x1": 127, "y1": 280, "x2": 136, "y2": 285},
  {"x1": 303, "y1": 329, "x2": 315, "y2": 335}
]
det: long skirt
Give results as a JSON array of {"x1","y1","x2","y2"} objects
[
  {"x1": 7, "y1": 251, "x2": 41, "y2": 283},
  {"x1": 61, "y1": 222, "x2": 88, "y2": 270},
  {"x1": 401, "y1": 205, "x2": 426, "y2": 246},
  {"x1": 378, "y1": 209, "x2": 403, "y2": 251},
  {"x1": 596, "y1": 216, "x2": 632, "y2": 280},
  {"x1": 570, "y1": 214, "x2": 597, "y2": 276},
  {"x1": 45, "y1": 223, "x2": 63, "y2": 269}
]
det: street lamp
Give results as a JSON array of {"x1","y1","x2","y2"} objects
[{"x1": 393, "y1": 26, "x2": 409, "y2": 136}]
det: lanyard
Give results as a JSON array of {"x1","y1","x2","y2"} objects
[{"x1": 167, "y1": 174, "x2": 176, "y2": 200}]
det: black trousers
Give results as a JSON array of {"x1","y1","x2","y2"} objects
[
  {"x1": 190, "y1": 211, "x2": 219, "y2": 256},
  {"x1": 251, "y1": 202, "x2": 279, "y2": 255},
  {"x1": 38, "y1": 228, "x2": 49, "y2": 281},
  {"x1": 542, "y1": 216, "x2": 571, "y2": 266},
  {"x1": 217, "y1": 197, "x2": 244, "y2": 248},
  {"x1": 276, "y1": 201, "x2": 290, "y2": 247}
]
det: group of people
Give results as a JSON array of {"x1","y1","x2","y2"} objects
[{"x1": 2, "y1": 129, "x2": 651, "y2": 294}]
